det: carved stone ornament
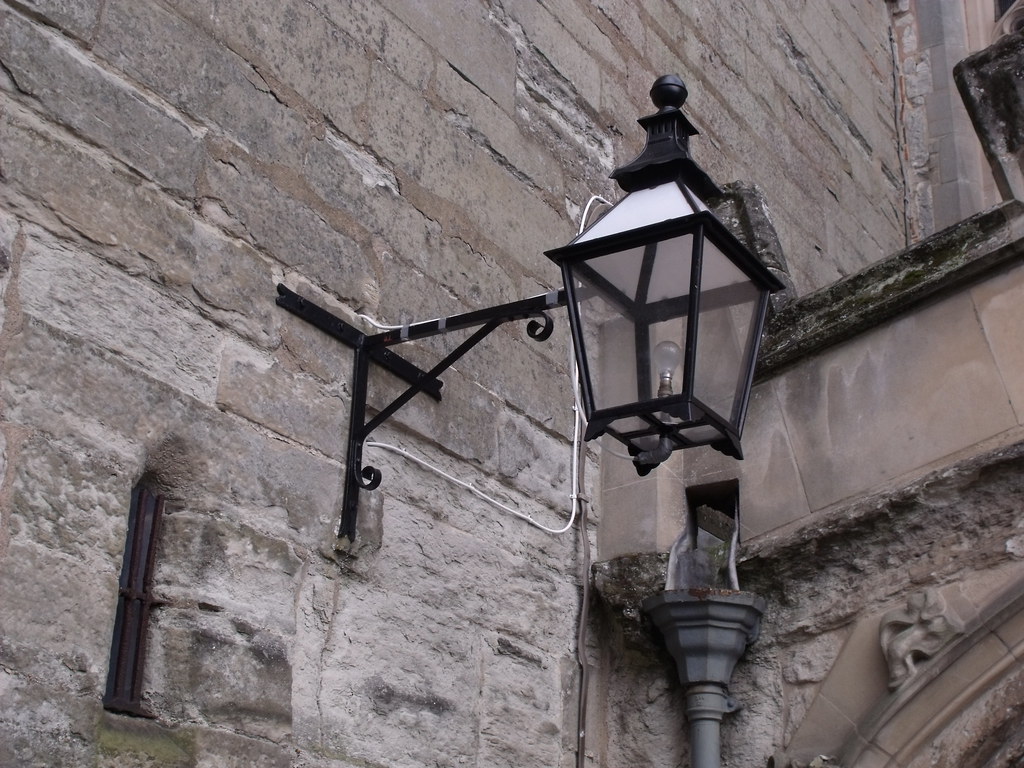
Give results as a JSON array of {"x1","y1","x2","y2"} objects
[
  {"x1": 879, "y1": 589, "x2": 964, "y2": 690},
  {"x1": 994, "y1": 0, "x2": 1024, "y2": 43}
]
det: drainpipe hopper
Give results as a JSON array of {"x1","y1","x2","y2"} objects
[{"x1": 644, "y1": 590, "x2": 765, "y2": 768}]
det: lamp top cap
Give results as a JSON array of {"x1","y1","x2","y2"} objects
[{"x1": 650, "y1": 75, "x2": 688, "y2": 111}]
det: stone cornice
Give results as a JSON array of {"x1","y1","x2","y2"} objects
[{"x1": 756, "y1": 200, "x2": 1024, "y2": 381}]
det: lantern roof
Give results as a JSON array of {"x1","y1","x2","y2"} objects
[
  {"x1": 570, "y1": 181, "x2": 709, "y2": 246},
  {"x1": 610, "y1": 75, "x2": 721, "y2": 197}
]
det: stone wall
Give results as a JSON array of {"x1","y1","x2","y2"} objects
[{"x1": 0, "y1": 1, "x2": 928, "y2": 767}]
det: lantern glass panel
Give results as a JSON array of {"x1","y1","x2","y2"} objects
[
  {"x1": 574, "y1": 233, "x2": 695, "y2": 410},
  {"x1": 693, "y1": 240, "x2": 764, "y2": 427}
]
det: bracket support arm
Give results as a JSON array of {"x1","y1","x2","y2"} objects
[{"x1": 275, "y1": 284, "x2": 567, "y2": 545}]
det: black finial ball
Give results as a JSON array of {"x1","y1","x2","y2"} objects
[{"x1": 650, "y1": 75, "x2": 688, "y2": 110}]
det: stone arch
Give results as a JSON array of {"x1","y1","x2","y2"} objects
[{"x1": 843, "y1": 579, "x2": 1024, "y2": 768}]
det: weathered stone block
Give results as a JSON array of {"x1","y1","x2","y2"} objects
[
  {"x1": 364, "y1": 499, "x2": 578, "y2": 654},
  {"x1": 972, "y1": 261, "x2": 1024, "y2": 426},
  {"x1": 96, "y1": 713, "x2": 195, "y2": 768},
  {"x1": 0, "y1": 671, "x2": 101, "y2": 767},
  {"x1": 0, "y1": 540, "x2": 118, "y2": 692},
  {"x1": 10, "y1": 0, "x2": 99, "y2": 41},
  {"x1": 147, "y1": 611, "x2": 292, "y2": 741},
  {"x1": 382, "y1": 0, "x2": 517, "y2": 114},
  {"x1": 316, "y1": 0, "x2": 435, "y2": 92},
  {"x1": 777, "y1": 291, "x2": 1015, "y2": 510},
  {"x1": 362, "y1": 61, "x2": 569, "y2": 283},
  {"x1": 19, "y1": 233, "x2": 222, "y2": 402},
  {"x1": 435, "y1": 58, "x2": 564, "y2": 200},
  {"x1": 217, "y1": 339, "x2": 346, "y2": 457},
  {"x1": 503, "y1": 0, "x2": 613, "y2": 113},
  {"x1": 683, "y1": 381, "x2": 809, "y2": 540},
  {"x1": 189, "y1": 221, "x2": 280, "y2": 347},
  {"x1": 955, "y1": 33, "x2": 1024, "y2": 202},
  {"x1": 2, "y1": 320, "x2": 344, "y2": 539},
  {"x1": 193, "y1": 727, "x2": 293, "y2": 768},
  {"x1": 95, "y1": 0, "x2": 313, "y2": 167},
  {"x1": 364, "y1": 361, "x2": 502, "y2": 466},
  {"x1": 155, "y1": 508, "x2": 303, "y2": 633},
  {"x1": 0, "y1": 106, "x2": 198, "y2": 284},
  {"x1": 9, "y1": 432, "x2": 132, "y2": 564},
  {"x1": 160, "y1": 0, "x2": 370, "y2": 143},
  {"x1": 477, "y1": 644, "x2": 564, "y2": 767},
  {"x1": 201, "y1": 157, "x2": 374, "y2": 311},
  {"x1": 0, "y1": 7, "x2": 203, "y2": 196}
]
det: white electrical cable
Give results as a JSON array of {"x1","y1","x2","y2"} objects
[
  {"x1": 361, "y1": 194, "x2": 614, "y2": 537},
  {"x1": 571, "y1": 194, "x2": 610, "y2": 768},
  {"x1": 356, "y1": 313, "x2": 402, "y2": 331},
  {"x1": 579, "y1": 195, "x2": 612, "y2": 233},
  {"x1": 364, "y1": 441, "x2": 577, "y2": 534}
]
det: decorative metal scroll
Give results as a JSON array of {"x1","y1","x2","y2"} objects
[{"x1": 879, "y1": 588, "x2": 964, "y2": 690}]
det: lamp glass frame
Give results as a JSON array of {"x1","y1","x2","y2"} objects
[{"x1": 547, "y1": 195, "x2": 780, "y2": 461}]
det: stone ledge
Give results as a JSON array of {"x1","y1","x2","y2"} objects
[
  {"x1": 595, "y1": 438, "x2": 1024, "y2": 648},
  {"x1": 756, "y1": 199, "x2": 1024, "y2": 380}
]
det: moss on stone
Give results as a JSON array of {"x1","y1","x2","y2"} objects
[
  {"x1": 757, "y1": 200, "x2": 1024, "y2": 380},
  {"x1": 96, "y1": 714, "x2": 195, "y2": 766}
]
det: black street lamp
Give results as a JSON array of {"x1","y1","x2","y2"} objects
[
  {"x1": 546, "y1": 75, "x2": 783, "y2": 473},
  {"x1": 276, "y1": 75, "x2": 782, "y2": 543}
]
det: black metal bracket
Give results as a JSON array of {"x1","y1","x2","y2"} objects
[{"x1": 276, "y1": 283, "x2": 567, "y2": 544}]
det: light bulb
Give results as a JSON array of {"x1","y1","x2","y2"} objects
[{"x1": 654, "y1": 340, "x2": 682, "y2": 397}]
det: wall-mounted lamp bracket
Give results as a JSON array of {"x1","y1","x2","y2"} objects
[{"x1": 276, "y1": 283, "x2": 566, "y2": 544}]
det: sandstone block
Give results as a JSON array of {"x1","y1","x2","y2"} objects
[
  {"x1": 972, "y1": 264, "x2": 1024, "y2": 425},
  {"x1": 955, "y1": 33, "x2": 1024, "y2": 202},
  {"x1": 0, "y1": 7, "x2": 202, "y2": 196},
  {"x1": 317, "y1": 0, "x2": 436, "y2": 92},
  {"x1": 382, "y1": 0, "x2": 517, "y2": 113},
  {"x1": 11, "y1": 0, "x2": 99, "y2": 41},
  {"x1": 0, "y1": 671, "x2": 100, "y2": 767},
  {"x1": 160, "y1": 0, "x2": 370, "y2": 143},
  {"x1": 506, "y1": 0, "x2": 623, "y2": 106},
  {"x1": 202, "y1": 157, "x2": 374, "y2": 310},
  {"x1": 683, "y1": 381, "x2": 809, "y2": 540},
  {"x1": 189, "y1": 221, "x2": 280, "y2": 347},
  {"x1": 19, "y1": 234, "x2": 222, "y2": 402},
  {"x1": 2, "y1": 321, "x2": 344, "y2": 538},
  {"x1": 146, "y1": 611, "x2": 292, "y2": 742},
  {"x1": 95, "y1": 0, "x2": 313, "y2": 167},
  {"x1": 442, "y1": 63, "x2": 565, "y2": 201},
  {"x1": 0, "y1": 540, "x2": 118, "y2": 693},
  {"x1": 777, "y1": 291, "x2": 1016, "y2": 510},
  {"x1": 155, "y1": 508, "x2": 304, "y2": 633},
  {"x1": 362, "y1": 61, "x2": 570, "y2": 282},
  {"x1": 365, "y1": 362, "x2": 502, "y2": 466},
  {"x1": 95, "y1": 713, "x2": 194, "y2": 768},
  {"x1": 193, "y1": 727, "x2": 293, "y2": 768},
  {"x1": 317, "y1": 595, "x2": 480, "y2": 765},
  {"x1": 366, "y1": 500, "x2": 578, "y2": 654},
  {"x1": 0, "y1": 108, "x2": 198, "y2": 286},
  {"x1": 477, "y1": 645, "x2": 564, "y2": 767},
  {"x1": 9, "y1": 432, "x2": 133, "y2": 564},
  {"x1": 217, "y1": 339, "x2": 346, "y2": 458}
]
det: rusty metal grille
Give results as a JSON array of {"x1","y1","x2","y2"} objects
[{"x1": 103, "y1": 485, "x2": 164, "y2": 717}]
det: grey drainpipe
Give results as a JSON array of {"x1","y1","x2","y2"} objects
[{"x1": 643, "y1": 591, "x2": 765, "y2": 768}]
